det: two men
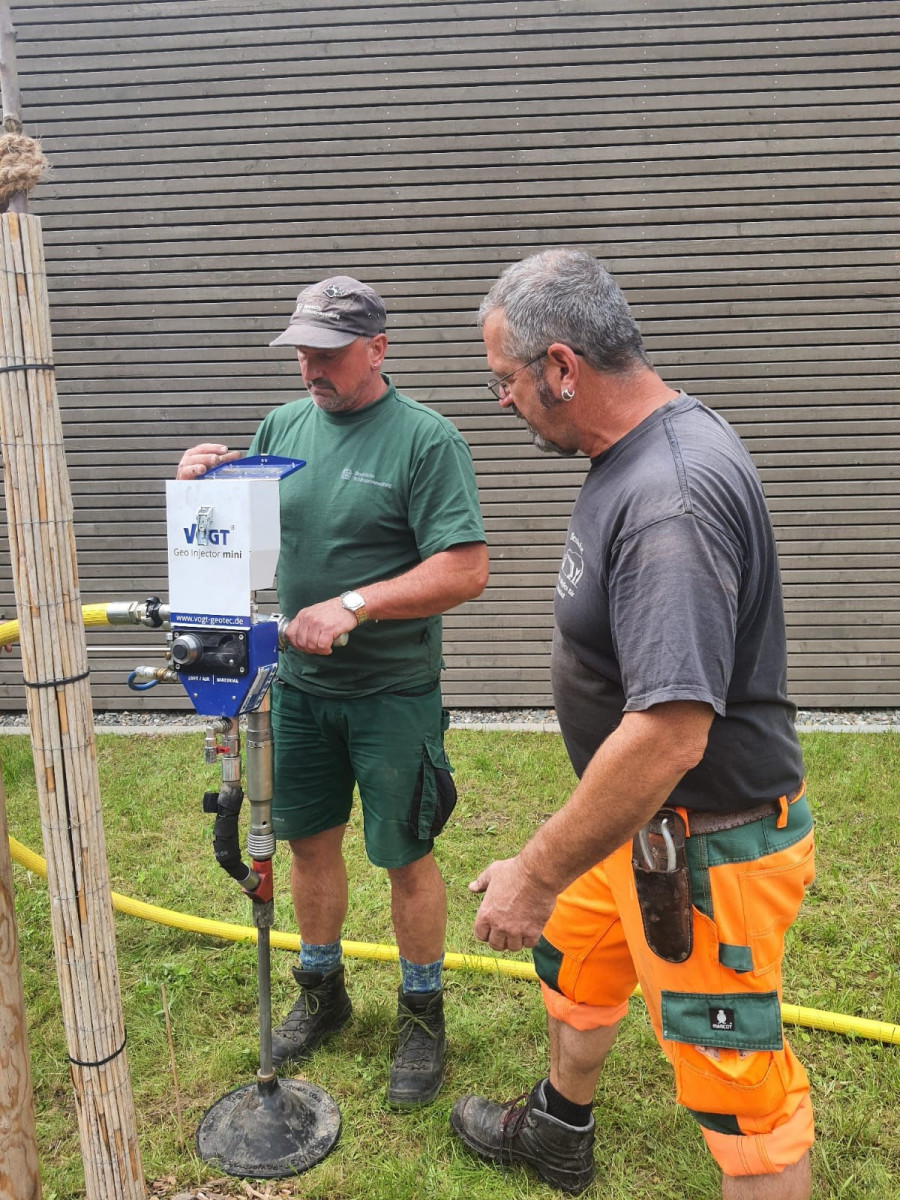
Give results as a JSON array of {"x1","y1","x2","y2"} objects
[
  {"x1": 451, "y1": 249, "x2": 814, "y2": 1199},
  {"x1": 180, "y1": 253, "x2": 814, "y2": 1197},
  {"x1": 177, "y1": 277, "x2": 488, "y2": 1107}
]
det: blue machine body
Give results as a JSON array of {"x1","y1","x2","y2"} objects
[{"x1": 173, "y1": 618, "x2": 279, "y2": 718}]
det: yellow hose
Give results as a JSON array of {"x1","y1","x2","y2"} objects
[
  {"x1": 0, "y1": 602, "x2": 113, "y2": 647},
  {"x1": 3, "y1": 604, "x2": 898, "y2": 1042},
  {"x1": 8, "y1": 834, "x2": 898, "y2": 1044}
]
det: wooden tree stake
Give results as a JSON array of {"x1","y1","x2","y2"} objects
[
  {"x1": 0, "y1": 768, "x2": 41, "y2": 1199},
  {"x1": 0, "y1": 210, "x2": 146, "y2": 1198}
]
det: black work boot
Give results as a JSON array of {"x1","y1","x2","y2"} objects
[
  {"x1": 387, "y1": 987, "x2": 445, "y2": 1108},
  {"x1": 270, "y1": 964, "x2": 352, "y2": 1070},
  {"x1": 450, "y1": 1079, "x2": 595, "y2": 1195}
]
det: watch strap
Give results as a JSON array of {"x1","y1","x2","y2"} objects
[{"x1": 341, "y1": 590, "x2": 368, "y2": 625}]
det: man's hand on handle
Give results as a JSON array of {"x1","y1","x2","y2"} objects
[
  {"x1": 176, "y1": 443, "x2": 242, "y2": 480},
  {"x1": 469, "y1": 855, "x2": 558, "y2": 952},
  {"x1": 283, "y1": 597, "x2": 357, "y2": 656}
]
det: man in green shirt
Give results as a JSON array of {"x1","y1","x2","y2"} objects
[{"x1": 177, "y1": 277, "x2": 488, "y2": 1107}]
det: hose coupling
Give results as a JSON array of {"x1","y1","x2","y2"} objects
[
  {"x1": 127, "y1": 665, "x2": 178, "y2": 690},
  {"x1": 244, "y1": 858, "x2": 274, "y2": 908},
  {"x1": 204, "y1": 718, "x2": 233, "y2": 764},
  {"x1": 105, "y1": 597, "x2": 171, "y2": 629}
]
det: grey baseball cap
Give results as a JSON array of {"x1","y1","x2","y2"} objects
[{"x1": 269, "y1": 276, "x2": 387, "y2": 348}]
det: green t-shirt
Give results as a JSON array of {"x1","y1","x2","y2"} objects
[{"x1": 249, "y1": 376, "x2": 485, "y2": 697}]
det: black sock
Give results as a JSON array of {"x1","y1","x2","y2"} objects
[{"x1": 542, "y1": 1079, "x2": 593, "y2": 1127}]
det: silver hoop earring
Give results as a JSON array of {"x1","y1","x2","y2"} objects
[{"x1": 561, "y1": 387, "x2": 575, "y2": 402}]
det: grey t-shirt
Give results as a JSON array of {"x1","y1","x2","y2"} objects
[{"x1": 551, "y1": 392, "x2": 804, "y2": 812}]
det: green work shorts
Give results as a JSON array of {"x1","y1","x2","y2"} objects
[{"x1": 270, "y1": 677, "x2": 457, "y2": 869}]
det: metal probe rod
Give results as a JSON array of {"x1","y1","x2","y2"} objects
[
  {"x1": 245, "y1": 695, "x2": 276, "y2": 1082},
  {"x1": 257, "y1": 926, "x2": 273, "y2": 1081}
]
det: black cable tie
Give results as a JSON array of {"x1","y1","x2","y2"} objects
[
  {"x1": 69, "y1": 1029, "x2": 127, "y2": 1068},
  {"x1": 0, "y1": 361, "x2": 55, "y2": 374},
  {"x1": 23, "y1": 667, "x2": 91, "y2": 689}
]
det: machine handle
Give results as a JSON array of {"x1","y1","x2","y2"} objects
[{"x1": 275, "y1": 615, "x2": 348, "y2": 651}]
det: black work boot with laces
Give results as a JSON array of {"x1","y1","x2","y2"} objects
[
  {"x1": 270, "y1": 964, "x2": 352, "y2": 1070},
  {"x1": 387, "y1": 987, "x2": 446, "y2": 1108},
  {"x1": 450, "y1": 1078, "x2": 595, "y2": 1195}
]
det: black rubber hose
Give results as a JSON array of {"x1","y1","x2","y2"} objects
[{"x1": 204, "y1": 784, "x2": 252, "y2": 884}]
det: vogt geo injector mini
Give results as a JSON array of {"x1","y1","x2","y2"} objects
[{"x1": 158, "y1": 454, "x2": 341, "y2": 1179}]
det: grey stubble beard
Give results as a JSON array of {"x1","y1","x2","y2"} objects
[{"x1": 511, "y1": 378, "x2": 578, "y2": 457}]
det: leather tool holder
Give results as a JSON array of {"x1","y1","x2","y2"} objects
[{"x1": 631, "y1": 808, "x2": 693, "y2": 963}]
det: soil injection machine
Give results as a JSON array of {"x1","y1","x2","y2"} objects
[{"x1": 125, "y1": 453, "x2": 342, "y2": 1179}]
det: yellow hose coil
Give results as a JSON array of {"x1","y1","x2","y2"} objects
[{"x1": 8, "y1": 834, "x2": 898, "y2": 1044}]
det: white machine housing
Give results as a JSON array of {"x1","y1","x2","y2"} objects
[{"x1": 165, "y1": 475, "x2": 281, "y2": 627}]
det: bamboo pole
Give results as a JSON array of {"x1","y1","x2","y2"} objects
[
  {"x1": 0, "y1": 769, "x2": 41, "y2": 1199},
  {"x1": 0, "y1": 210, "x2": 146, "y2": 1197},
  {"x1": 0, "y1": 8, "x2": 43, "y2": 1195},
  {"x1": 1, "y1": 8, "x2": 142, "y2": 1192}
]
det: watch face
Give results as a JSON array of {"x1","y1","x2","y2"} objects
[{"x1": 343, "y1": 591, "x2": 364, "y2": 609}]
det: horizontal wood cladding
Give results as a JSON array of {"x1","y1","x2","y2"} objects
[
  {"x1": 1, "y1": 0, "x2": 897, "y2": 710},
  {"x1": 15, "y1": 1, "x2": 895, "y2": 38}
]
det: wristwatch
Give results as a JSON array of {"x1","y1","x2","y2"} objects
[{"x1": 340, "y1": 590, "x2": 368, "y2": 625}]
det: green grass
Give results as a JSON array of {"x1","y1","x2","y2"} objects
[{"x1": 3, "y1": 730, "x2": 899, "y2": 1199}]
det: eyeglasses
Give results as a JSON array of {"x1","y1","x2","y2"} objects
[
  {"x1": 486, "y1": 348, "x2": 585, "y2": 400},
  {"x1": 486, "y1": 351, "x2": 548, "y2": 400}
]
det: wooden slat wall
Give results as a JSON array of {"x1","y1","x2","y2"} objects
[{"x1": 1, "y1": 0, "x2": 897, "y2": 710}]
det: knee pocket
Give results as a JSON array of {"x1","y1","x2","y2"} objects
[
  {"x1": 674, "y1": 1041, "x2": 790, "y2": 1122},
  {"x1": 407, "y1": 727, "x2": 457, "y2": 840}
]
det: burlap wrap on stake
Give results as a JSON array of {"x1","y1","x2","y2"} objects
[{"x1": 0, "y1": 210, "x2": 145, "y2": 1198}]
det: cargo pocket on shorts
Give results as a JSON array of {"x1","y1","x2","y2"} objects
[
  {"x1": 407, "y1": 724, "x2": 457, "y2": 841},
  {"x1": 664, "y1": 989, "x2": 788, "y2": 1120},
  {"x1": 739, "y1": 836, "x2": 815, "y2": 976}
]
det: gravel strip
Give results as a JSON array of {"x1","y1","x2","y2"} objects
[
  {"x1": 0, "y1": 708, "x2": 898, "y2": 733},
  {"x1": 451, "y1": 709, "x2": 900, "y2": 733}
]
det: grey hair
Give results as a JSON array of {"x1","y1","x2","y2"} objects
[{"x1": 478, "y1": 248, "x2": 650, "y2": 375}]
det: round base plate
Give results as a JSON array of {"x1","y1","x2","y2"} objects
[{"x1": 196, "y1": 1076, "x2": 341, "y2": 1179}]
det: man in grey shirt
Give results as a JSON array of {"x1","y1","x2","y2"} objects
[{"x1": 450, "y1": 249, "x2": 814, "y2": 1199}]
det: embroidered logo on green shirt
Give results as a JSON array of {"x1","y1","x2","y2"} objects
[{"x1": 340, "y1": 468, "x2": 393, "y2": 489}]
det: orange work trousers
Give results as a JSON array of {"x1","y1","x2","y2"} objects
[{"x1": 533, "y1": 787, "x2": 816, "y2": 1177}]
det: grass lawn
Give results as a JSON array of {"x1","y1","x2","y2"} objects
[{"x1": 3, "y1": 729, "x2": 899, "y2": 1200}]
